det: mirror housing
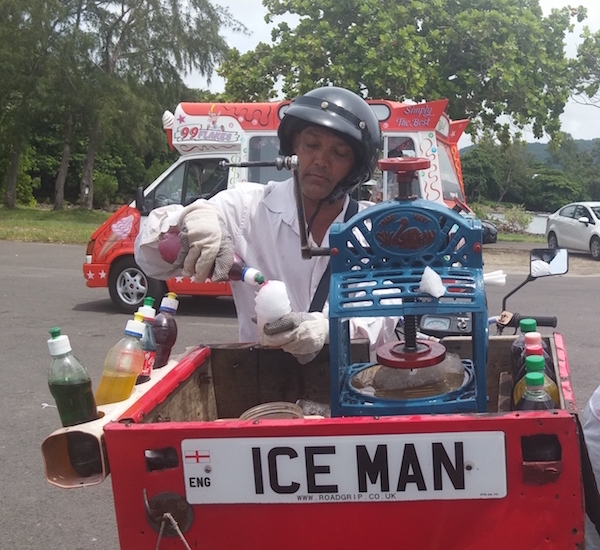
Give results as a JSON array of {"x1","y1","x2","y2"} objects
[
  {"x1": 530, "y1": 248, "x2": 568, "y2": 278},
  {"x1": 135, "y1": 186, "x2": 147, "y2": 215}
]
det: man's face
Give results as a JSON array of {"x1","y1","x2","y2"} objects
[{"x1": 292, "y1": 126, "x2": 355, "y2": 201}]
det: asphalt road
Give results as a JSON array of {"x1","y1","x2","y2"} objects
[{"x1": 1, "y1": 240, "x2": 599, "y2": 549}]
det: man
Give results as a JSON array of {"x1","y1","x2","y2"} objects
[{"x1": 135, "y1": 86, "x2": 397, "y2": 360}]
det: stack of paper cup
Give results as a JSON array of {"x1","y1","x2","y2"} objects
[{"x1": 483, "y1": 270, "x2": 507, "y2": 286}]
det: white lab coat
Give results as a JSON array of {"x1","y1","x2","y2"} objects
[
  {"x1": 135, "y1": 178, "x2": 398, "y2": 350},
  {"x1": 583, "y1": 388, "x2": 600, "y2": 549}
]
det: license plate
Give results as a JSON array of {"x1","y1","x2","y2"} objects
[{"x1": 182, "y1": 431, "x2": 506, "y2": 505}]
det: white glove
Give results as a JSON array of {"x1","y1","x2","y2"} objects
[
  {"x1": 175, "y1": 201, "x2": 234, "y2": 281},
  {"x1": 259, "y1": 312, "x2": 329, "y2": 364}
]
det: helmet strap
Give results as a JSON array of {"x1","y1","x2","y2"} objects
[{"x1": 306, "y1": 199, "x2": 325, "y2": 237}]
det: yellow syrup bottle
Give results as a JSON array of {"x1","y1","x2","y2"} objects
[
  {"x1": 95, "y1": 313, "x2": 145, "y2": 405},
  {"x1": 513, "y1": 355, "x2": 560, "y2": 408}
]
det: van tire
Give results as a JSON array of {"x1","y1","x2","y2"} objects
[{"x1": 108, "y1": 256, "x2": 167, "y2": 313}]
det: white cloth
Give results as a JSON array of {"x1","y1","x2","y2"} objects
[
  {"x1": 583, "y1": 388, "x2": 600, "y2": 549},
  {"x1": 136, "y1": 178, "x2": 398, "y2": 349},
  {"x1": 531, "y1": 259, "x2": 552, "y2": 278}
]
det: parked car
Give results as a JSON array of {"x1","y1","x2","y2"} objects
[
  {"x1": 545, "y1": 201, "x2": 600, "y2": 260},
  {"x1": 482, "y1": 219, "x2": 498, "y2": 244}
]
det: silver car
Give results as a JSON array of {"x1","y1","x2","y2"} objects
[{"x1": 545, "y1": 201, "x2": 600, "y2": 260}]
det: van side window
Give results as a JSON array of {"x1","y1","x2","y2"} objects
[{"x1": 248, "y1": 136, "x2": 291, "y2": 183}]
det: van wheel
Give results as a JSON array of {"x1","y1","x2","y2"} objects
[{"x1": 108, "y1": 257, "x2": 167, "y2": 313}]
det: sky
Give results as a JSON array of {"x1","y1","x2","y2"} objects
[{"x1": 187, "y1": 1, "x2": 600, "y2": 147}]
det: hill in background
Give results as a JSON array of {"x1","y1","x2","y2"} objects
[{"x1": 460, "y1": 139, "x2": 600, "y2": 162}]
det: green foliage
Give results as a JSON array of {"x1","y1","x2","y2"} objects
[
  {"x1": 460, "y1": 133, "x2": 600, "y2": 211},
  {"x1": 471, "y1": 201, "x2": 532, "y2": 233},
  {"x1": 499, "y1": 205, "x2": 533, "y2": 234},
  {"x1": 92, "y1": 171, "x2": 119, "y2": 209},
  {"x1": 220, "y1": 0, "x2": 579, "y2": 141},
  {"x1": 470, "y1": 202, "x2": 495, "y2": 222},
  {"x1": 461, "y1": 146, "x2": 498, "y2": 202},
  {"x1": 0, "y1": 0, "x2": 246, "y2": 208},
  {"x1": 0, "y1": 147, "x2": 41, "y2": 207}
]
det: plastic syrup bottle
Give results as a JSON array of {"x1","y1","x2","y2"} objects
[
  {"x1": 47, "y1": 327, "x2": 98, "y2": 426},
  {"x1": 516, "y1": 331, "x2": 556, "y2": 383},
  {"x1": 515, "y1": 372, "x2": 556, "y2": 411},
  {"x1": 157, "y1": 233, "x2": 265, "y2": 285},
  {"x1": 152, "y1": 292, "x2": 179, "y2": 368},
  {"x1": 229, "y1": 253, "x2": 266, "y2": 285},
  {"x1": 95, "y1": 314, "x2": 146, "y2": 405},
  {"x1": 510, "y1": 319, "x2": 548, "y2": 379},
  {"x1": 135, "y1": 297, "x2": 157, "y2": 384},
  {"x1": 513, "y1": 355, "x2": 560, "y2": 408},
  {"x1": 47, "y1": 328, "x2": 102, "y2": 477}
]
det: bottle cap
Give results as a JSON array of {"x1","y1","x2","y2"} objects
[
  {"x1": 125, "y1": 315, "x2": 145, "y2": 338},
  {"x1": 160, "y1": 292, "x2": 179, "y2": 313},
  {"x1": 519, "y1": 318, "x2": 538, "y2": 333},
  {"x1": 47, "y1": 326, "x2": 72, "y2": 356},
  {"x1": 525, "y1": 355, "x2": 545, "y2": 372},
  {"x1": 525, "y1": 343, "x2": 543, "y2": 356},
  {"x1": 525, "y1": 372, "x2": 545, "y2": 387},
  {"x1": 524, "y1": 331, "x2": 542, "y2": 346},
  {"x1": 137, "y1": 297, "x2": 156, "y2": 320}
]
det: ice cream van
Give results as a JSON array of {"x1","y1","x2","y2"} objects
[{"x1": 83, "y1": 98, "x2": 470, "y2": 312}]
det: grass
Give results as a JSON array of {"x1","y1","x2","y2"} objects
[
  {"x1": 498, "y1": 233, "x2": 545, "y2": 243},
  {"x1": 0, "y1": 204, "x2": 544, "y2": 245},
  {"x1": 0, "y1": 205, "x2": 112, "y2": 244}
]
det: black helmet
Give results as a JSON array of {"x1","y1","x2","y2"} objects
[{"x1": 278, "y1": 86, "x2": 381, "y2": 199}]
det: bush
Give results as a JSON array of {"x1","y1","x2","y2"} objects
[
  {"x1": 93, "y1": 171, "x2": 119, "y2": 209},
  {"x1": 17, "y1": 175, "x2": 40, "y2": 207},
  {"x1": 470, "y1": 202, "x2": 494, "y2": 222},
  {"x1": 497, "y1": 204, "x2": 533, "y2": 233}
]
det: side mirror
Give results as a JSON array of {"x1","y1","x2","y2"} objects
[
  {"x1": 578, "y1": 216, "x2": 590, "y2": 225},
  {"x1": 530, "y1": 248, "x2": 568, "y2": 278},
  {"x1": 135, "y1": 186, "x2": 147, "y2": 215}
]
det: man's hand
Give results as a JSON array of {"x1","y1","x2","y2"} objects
[
  {"x1": 175, "y1": 202, "x2": 234, "y2": 281},
  {"x1": 260, "y1": 312, "x2": 329, "y2": 364}
]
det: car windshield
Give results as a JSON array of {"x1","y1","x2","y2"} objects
[{"x1": 591, "y1": 206, "x2": 600, "y2": 219}]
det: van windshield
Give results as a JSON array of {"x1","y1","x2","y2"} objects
[{"x1": 439, "y1": 143, "x2": 465, "y2": 202}]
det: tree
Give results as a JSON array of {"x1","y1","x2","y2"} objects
[
  {"x1": 65, "y1": 0, "x2": 246, "y2": 208},
  {"x1": 461, "y1": 136, "x2": 535, "y2": 204},
  {"x1": 0, "y1": 1, "x2": 245, "y2": 209},
  {"x1": 527, "y1": 167, "x2": 581, "y2": 212},
  {"x1": 546, "y1": 132, "x2": 596, "y2": 200},
  {"x1": 460, "y1": 142, "x2": 499, "y2": 202},
  {"x1": 0, "y1": 0, "x2": 70, "y2": 208},
  {"x1": 572, "y1": 5, "x2": 600, "y2": 109},
  {"x1": 220, "y1": 0, "x2": 580, "y2": 141}
]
